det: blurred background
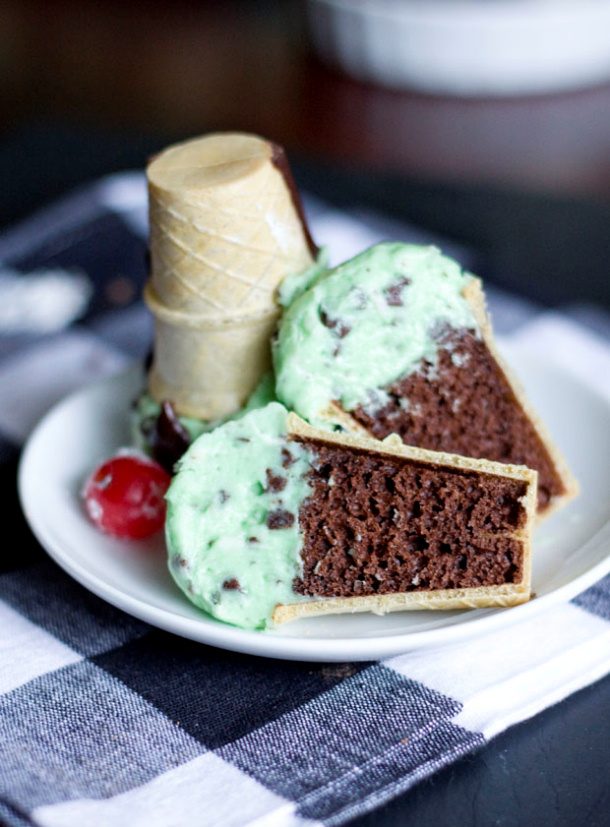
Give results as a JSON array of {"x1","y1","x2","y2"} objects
[{"x1": 2, "y1": 0, "x2": 610, "y2": 307}]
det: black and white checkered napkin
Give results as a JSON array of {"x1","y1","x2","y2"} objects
[{"x1": 1, "y1": 175, "x2": 610, "y2": 827}]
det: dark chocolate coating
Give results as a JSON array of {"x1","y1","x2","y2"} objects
[
  {"x1": 270, "y1": 142, "x2": 318, "y2": 259},
  {"x1": 141, "y1": 400, "x2": 191, "y2": 473}
]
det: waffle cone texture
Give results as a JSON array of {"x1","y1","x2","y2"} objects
[{"x1": 145, "y1": 132, "x2": 315, "y2": 419}]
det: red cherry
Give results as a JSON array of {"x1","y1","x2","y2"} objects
[{"x1": 83, "y1": 452, "x2": 171, "y2": 539}]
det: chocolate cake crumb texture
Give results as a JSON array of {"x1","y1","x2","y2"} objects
[
  {"x1": 294, "y1": 439, "x2": 528, "y2": 599},
  {"x1": 265, "y1": 469, "x2": 288, "y2": 493},
  {"x1": 266, "y1": 508, "x2": 295, "y2": 530},
  {"x1": 320, "y1": 308, "x2": 351, "y2": 339},
  {"x1": 351, "y1": 329, "x2": 564, "y2": 512},
  {"x1": 384, "y1": 276, "x2": 411, "y2": 306}
]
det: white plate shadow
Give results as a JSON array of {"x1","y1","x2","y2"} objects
[{"x1": 18, "y1": 347, "x2": 610, "y2": 662}]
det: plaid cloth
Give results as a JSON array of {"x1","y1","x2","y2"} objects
[{"x1": 1, "y1": 174, "x2": 610, "y2": 827}]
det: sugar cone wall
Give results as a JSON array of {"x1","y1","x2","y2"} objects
[{"x1": 145, "y1": 132, "x2": 315, "y2": 420}]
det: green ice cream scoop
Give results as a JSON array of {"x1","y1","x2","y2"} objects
[
  {"x1": 273, "y1": 242, "x2": 477, "y2": 427},
  {"x1": 165, "y1": 402, "x2": 314, "y2": 630}
]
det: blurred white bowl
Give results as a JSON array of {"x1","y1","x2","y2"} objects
[{"x1": 307, "y1": 0, "x2": 610, "y2": 96}]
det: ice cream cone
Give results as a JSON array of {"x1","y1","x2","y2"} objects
[{"x1": 145, "y1": 132, "x2": 316, "y2": 419}]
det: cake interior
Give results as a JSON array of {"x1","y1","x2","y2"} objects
[
  {"x1": 350, "y1": 328, "x2": 565, "y2": 514},
  {"x1": 293, "y1": 437, "x2": 529, "y2": 599}
]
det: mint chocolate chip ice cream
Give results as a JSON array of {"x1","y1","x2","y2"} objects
[
  {"x1": 165, "y1": 403, "x2": 314, "y2": 630},
  {"x1": 273, "y1": 242, "x2": 477, "y2": 427}
]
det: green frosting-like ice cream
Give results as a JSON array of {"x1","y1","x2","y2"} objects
[
  {"x1": 277, "y1": 246, "x2": 329, "y2": 307},
  {"x1": 165, "y1": 402, "x2": 314, "y2": 630},
  {"x1": 131, "y1": 392, "x2": 216, "y2": 449},
  {"x1": 273, "y1": 243, "x2": 478, "y2": 426},
  {"x1": 131, "y1": 370, "x2": 278, "y2": 454}
]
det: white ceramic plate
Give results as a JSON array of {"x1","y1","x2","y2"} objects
[{"x1": 18, "y1": 346, "x2": 610, "y2": 662}]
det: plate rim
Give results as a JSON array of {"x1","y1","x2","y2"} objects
[{"x1": 17, "y1": 357, "x2": 610, "y2": 662}]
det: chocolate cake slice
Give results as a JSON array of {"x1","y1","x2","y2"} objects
[
  {"x1": 274, "y1": 243, "x2": 577, "y2": 521},
  {"x1": 165, "y1": 403, "x2": 537, "y2": 630},
  {"x1": 273, "y1": 413, "x2": 537, "y2": 624}
]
